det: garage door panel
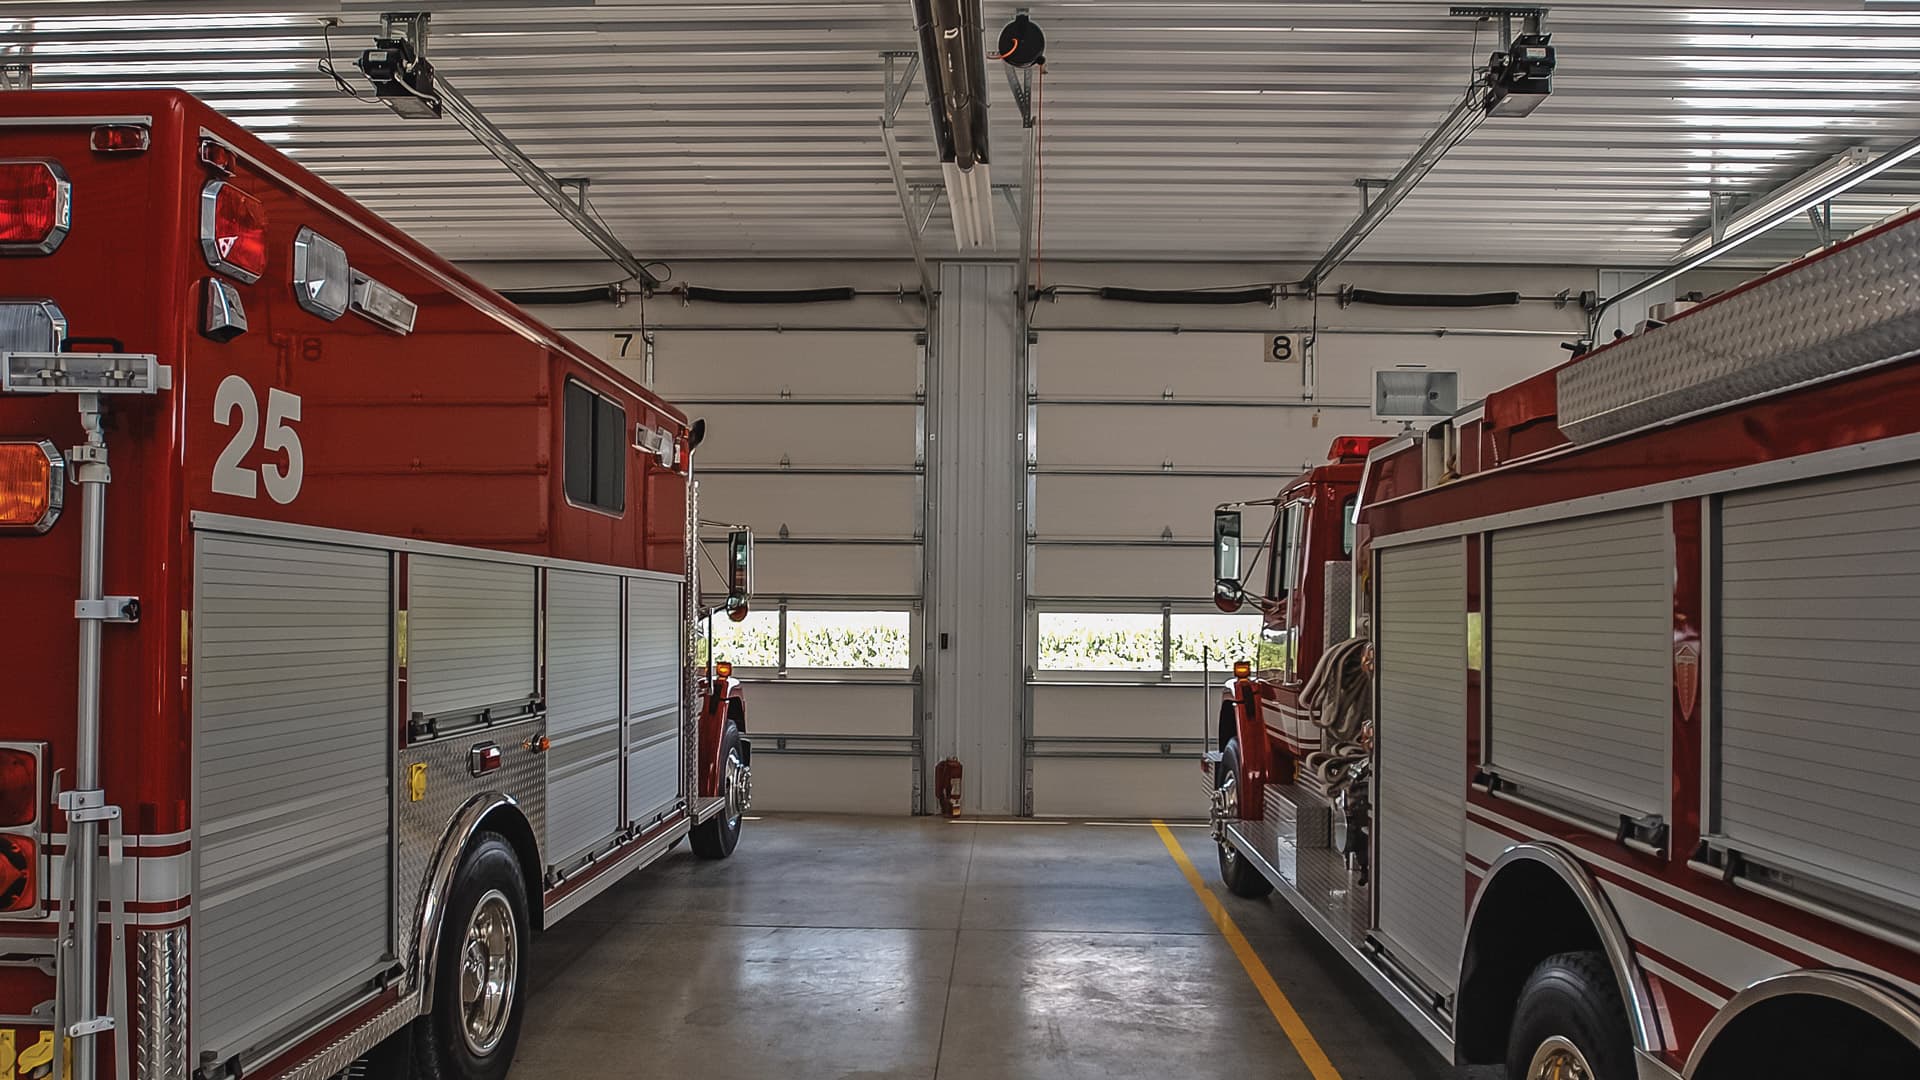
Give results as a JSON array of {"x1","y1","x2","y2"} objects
[
  {"x1": 1033, "y1": 685, "x2": 1207, "y2": 740},
  {"x1": 1031, "y1": 759, "x2": 1203, "y2": 819},
  {"x1": 1033, "y1": 546, "x2": 1202, "y2": 600},
  {"x1": 751, "y1": 757, "x2": 914, "y2": 814},
  {"x1": 740, "y1": 682, "x2": 914, "y2": 737},
  {"x1": 693, "y1": 404, "x2": 917, "y2": 467},
  {"x1": 654, "y1": 331, "x2": 920, "y2": 397},
  {"x1": 697, "y1": 475, "x2": 918, "y2": 536},
  {"x1": 1039, "y1": 404, "x2": 1371, "y2": 470},
  {"x1": 703, "y1": 541, "x2": 919, "y2": 597},
  {"x1": 1036, "y1": 475, "x2": 1277, "y2": 540},
  {"x1": 1036, "y1": 332, "x2": 1303, "y2": 400}
]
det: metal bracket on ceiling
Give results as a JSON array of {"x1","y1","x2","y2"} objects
[
  {"x1": 1448, "y1": 5, "x2": 1547, "y2": 45},
  {"x1": 1355, "y1": 178, "x2": 1390, "y2": 216},
  {"x1": 1807, "y1": 200, "x2": 1834, "y2": 248},
  {"x1": 879, "y1": 49, "x2": 935, "y2": 302},
  {"x1": 1003, "y1": 8, "x2": 1037, "y2": 128},
  {"x1": 0, "y1": 62, "x2": 30, "y2": 91},
  {"x1": 557, "y1": 176, "x2": 591, "y2": 211}
]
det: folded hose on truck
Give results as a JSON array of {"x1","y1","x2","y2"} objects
[{"x1": 1300, "y1": 637, "x2": 1372, "y2": 789}]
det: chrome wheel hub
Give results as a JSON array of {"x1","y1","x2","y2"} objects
[
  {"x1": 458, "y1": 889, "x2": 517, "y2": 1056},
  {"x1": 1526, "y1": 1036, "x2": 1594, "y2": 1080},
  {"x1": 724, "y1": 747, "x2": 751, "y2": 826}
]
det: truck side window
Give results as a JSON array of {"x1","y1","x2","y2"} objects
[
  {"x1": 1267, "y1": 501, "x2": 1305, "y2": 599},
  {"x1": 564, "y1": 378, "x2": 628, "y2": 514},
  {"x1": 1341, "y1": 494, "x2": 1358, "y2": 556}
]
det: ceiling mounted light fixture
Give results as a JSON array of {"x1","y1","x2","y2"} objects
[
  {"x1": 1670, "y1": 146, "x2": 1871, "y2": 261},
  {"x1": 912, "y1": 0, "x2": 996, "y2": 250}
]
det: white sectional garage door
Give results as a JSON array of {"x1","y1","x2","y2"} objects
[
  {"x1": 638, "y1": 330, "x2": 924, "y2": 814},
  {"x1": 1026, "y1": 331, "x2": 1394, "y2": 818}
]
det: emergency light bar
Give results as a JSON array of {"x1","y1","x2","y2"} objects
[{"x1": 1, "y1": 352, "x2": 170, "y2": 394}]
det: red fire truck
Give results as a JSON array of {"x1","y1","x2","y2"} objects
[
  {"x1": 1206, "y1": 210, "x2": 1920, "y2": 1079},
  {"x1": 0, "y1": 90, "x2": 755, "y2": 1080}
]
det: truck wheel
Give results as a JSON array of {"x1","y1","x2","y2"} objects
[
  {"x1": 1215, "y1": 740, "x2": 1274, "y2": 899},
  {"x1": 1505, "y1": 951, "x2": 1635, "y2": 1080},
  {"x1": 690, "y1": 722, "x2": 747, "y2": 859},
  {"x1": 415, "y1": 833, "x2": 530, "y2": 1080}
]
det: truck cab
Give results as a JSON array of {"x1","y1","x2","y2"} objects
[{"x1": 1210, "y1": 435, "x2": 1386, "y2": 778}]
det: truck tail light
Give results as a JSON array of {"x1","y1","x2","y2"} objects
[
  {"x1": 0, "y1": 440, "x2": 64, "y2": 533},
  {"x1": 199, "y1": 180, "x2": 268, "y2": 283},
  {"x1": 0, "y1": 749, "x2": 36, "y2": 828},
  {"x1": 0, "y1": 160, "x2": 72, "y2": 255},
  {"x1": 198, "y1": 139, "x2": 238, "y2": 175},
  {"x1": 0, "y1": 835, "x2": 35, "y2": 913},
  {"x1": 0, "y1": 744, "x2": 45, "y2": 918}
]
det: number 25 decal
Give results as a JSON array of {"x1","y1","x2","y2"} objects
[{"x1": 212, "y1": 374, "x2": 304, "y2": 504}]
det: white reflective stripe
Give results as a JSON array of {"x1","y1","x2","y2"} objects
[{"x1": 1636, "y1": 952, "x2": 1729, "y2": 1010}]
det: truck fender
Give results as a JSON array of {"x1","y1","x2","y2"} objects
[
  {"x1": 1683, "y1": 970, "x2": 1920, "y2": 1078},
  {"x1": 1458, "y1": 842, "x2": 1664, "y2": 1059},
  {"x1": 413, "y1": 792, "x2": 543, "y2": 1008}
]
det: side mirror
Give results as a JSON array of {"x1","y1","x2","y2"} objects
[
  {"x1": 1213, "y1": 509, "x2": 1245, "y2": 612},
  {"x1": 725, "y1": 528, "x2": 754, "y2": 612}
]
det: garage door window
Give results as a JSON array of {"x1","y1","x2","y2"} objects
[
  {"x1": 1169, "y1": 613, "x2": 1262, "y2": 671},
  {"x1": 700, "y1": 609, "x2": 779, "y2": 668},
  {"x1": 701, "y1": 608, "x2": 911, "y2": 671},
  {"x1": 786, "y1": 610, "x2": 911, "y2": 669},
  {"x1": 563, "y1": 379, "x2": 627, "y2": 515},
  {"x1": 1038, "y1": 612, "x2": 1162, "y2": 672}
]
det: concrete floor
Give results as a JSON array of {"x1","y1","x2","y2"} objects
[{"x1": 515, "y1": 814, "x2": 1452, "y2": 1080}]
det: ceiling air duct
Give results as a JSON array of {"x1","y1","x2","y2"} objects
[{"x1": 912, "y1": 0, "x2": 996, "y2": 249}]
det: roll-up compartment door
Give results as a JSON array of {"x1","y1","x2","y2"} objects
[
  {"x1": 193, "y1": 532, "x2": 393, "y2": 1061},
  {"x1": 408, "y1": 556, "x2": 537, "y2": 721},
  {"x1": 1717, "y1": 462, "x2": 1920, "y2": 910},
  {"x1": 1488, "y1": 508, "x2": 1671, "y2": 817},
  {"x1": 1374, "y1": 538, "x2": 1466, "y2": 994},
  {"x1": 627, "y1": 574, "x2": 683, "y2": 823},
  {"x1": 546, "y1": 569, "x2": 622, "y2": 866}
]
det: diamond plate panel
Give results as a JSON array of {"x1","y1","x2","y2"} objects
[
  {"x1": 1560, "y1": 212, "x2": 1920, "y2": 445},
  {"x1": 393, "y1": 716, "x2": 547, "y2": 983},
  {"x1": 136, "y1": 926, "x2": 189, "y2": 1080},
  {"x1": 1323, "y1": 561, "x2": 1354, "y2": 650}
]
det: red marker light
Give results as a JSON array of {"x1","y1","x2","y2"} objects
[
  {"x1": 90, "y1": 125, "x2": 151, "y2": 153},
  {"x1": 200, "y1": 180, "x2": 269, "y2": 283},
  {"x1": 198, "y1": 139, "x2": 238, "y2": 175}
]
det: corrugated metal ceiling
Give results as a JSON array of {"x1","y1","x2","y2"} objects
[{"x1": 3, "y1": 0, "x2": 1917, "y2": 266}]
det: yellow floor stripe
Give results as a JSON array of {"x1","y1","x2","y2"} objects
[{"x1": 1153, "y1": 820, "x2": 1346, "y2": 1080}]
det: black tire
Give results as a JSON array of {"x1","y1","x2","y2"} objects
[
  {"x1": 690, "y1": 721, "x2": 746, "y2": 859},
  {"x1": 1216, "y1": 740, "x2": 1275, "y2": 899},
  {"x1": 1505, "y1": 951, "x2": 1636, "y2": 1080},
  {"x1": 413, "y1": 833, "x2": 530, "y2": 1080}
]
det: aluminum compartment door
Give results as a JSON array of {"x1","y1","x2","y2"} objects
[
  {"x1": 193, "y1": 532, "x2": 392, "y2": 1060},
  {"x1": 1489, "y1": 508, "x2": 1671, "y2": 817},
  {"x1": 626, "y1": 575, "x2": 682, "y2": 823},
  {"x1": 1374, "y1": 538, "x2": 1466, "y2": 994},
  {"x1": 1717, "y1": 462, "x2": 1920, "y2": 909},
  {"x1": 545, "y1": 570, "x2": 622, "y2": 866},
  {"x1": 408, "y1": 556, "x2": 537, "y2": 721}
]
